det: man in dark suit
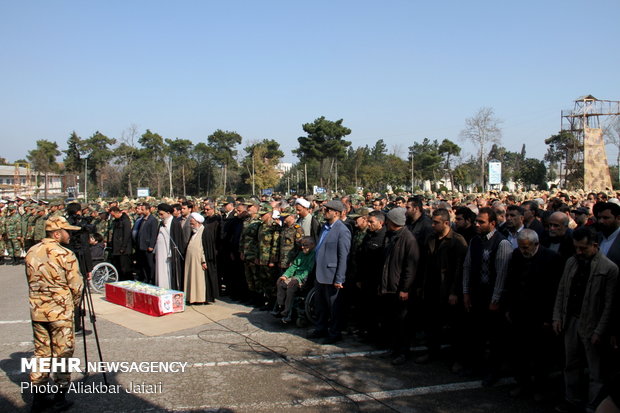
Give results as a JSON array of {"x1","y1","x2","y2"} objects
[
  {"x1": 135, "y1": 202, "x2": 158, "y2": 284},
  {"x1": 309, "y1": 199, "x2": 351, "y2": 344},
  {"x1": 109, "y1": 206, "x2": 133, "y2": 280}
]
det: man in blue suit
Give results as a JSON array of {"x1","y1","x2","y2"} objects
[{"x1": 309, "y1": 199, "x2": 351, "y2": 344}]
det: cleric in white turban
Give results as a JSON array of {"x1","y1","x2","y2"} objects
[{"x1": 183, "y1": 212, "x2": 207, "y2": 303}]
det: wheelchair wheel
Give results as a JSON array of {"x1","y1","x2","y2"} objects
[
  {"x1": 90, "y1": 262, "x2": 119, "y2": 293},
  {"x1": 304, "y1": 286, "x2": 320, "y2": 326}
]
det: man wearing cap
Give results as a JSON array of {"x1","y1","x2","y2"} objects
[
  {"x1": 25, "y1": 216, "x2": 84, "y2": 412},
  {"x1": 255, "y1": 204, "x2": 280, "y2": 309},
  {"x1": 32, "y1": 206, "x2": 48, "y2": 244},
  {"x1": 572, "y1": 206, "x2": 590, "y2": 230},
  {"x1": 379, "y1": 207, "x2": 420, "y2": 365},
  {"x1": 6, "y1": 205, "x2": 24, "y2": 264},
  {"x1": 0, "y1": 206, "x2": 6, "y2": 265},
  {"x1": 309, "y1": 199, "x2": 351, "y2": 344},
  {"x1": 239, "y1": 201, "x2": 261, "y2": 303},
  {"x1": 277, "y1": 207, "x2": 304, "y2": 271}
]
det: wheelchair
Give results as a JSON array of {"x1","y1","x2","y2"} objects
[
  {"x1": 288, "y1": 280, "x2": 321, "y2": 327},
  {"x1": 89, "y1": 261, "x2": 119, "y2": 293}
]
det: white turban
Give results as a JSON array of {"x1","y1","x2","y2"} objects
[
  {"x1": 190, "y1": 212, "x2": 205, "y2": 224},
  {"x1": 295, "y1": 198, "x2": 310, "y2": 209}
]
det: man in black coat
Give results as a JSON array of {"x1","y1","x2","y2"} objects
[
  {"x1": 202, "y1": 202, "x2": 222, "y2": 302},
  {"x1": 505, "y1": 229, "x2": 563, "y2": 398},
  {"x1": 540, "y1": 211, "x2": 574, "y2": 265},
  {"x1": 135, "y1": 202, "x2": 158, "y2": 284},
  {"x1": 109, "y1": 206, "x2": 133, "y2": 280},
  {"x1": 380, "y1": 207, "x2": 419, "y2": 366}
]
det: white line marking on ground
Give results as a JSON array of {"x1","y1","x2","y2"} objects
[
  {"x1": 172, "y1": 378, "x2": 514, "y2": 411},
  {"x1": 0, "y1": 320, "x2": 30, "y2": 324}
]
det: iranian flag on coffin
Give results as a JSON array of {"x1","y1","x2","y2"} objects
[{"x1": 105, "y1": 281, "x2": 185, "y2": 316}]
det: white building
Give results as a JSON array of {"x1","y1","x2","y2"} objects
[{"x1": 0, "y1": 165, "x2": 65, "y2": 199}]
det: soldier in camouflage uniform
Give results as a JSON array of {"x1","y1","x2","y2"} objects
[
  {"x1": 277, "y1": 207, "x2": 304, "y2": 272},
  {"x1": 312, "y1": 194, "x2": 327, "y2": 226},
  {"x1": 5, "y1": 205, "x2": 23, "y2": 264},
  {"x1": 25, "y1": 216, "x2": 83, "y2": 412},
  {"x1": 33, "y1": 206, "x2": 48, "y2": 244},
  {"x1": 24, "y1": 205, "x2": 37, "y2": 252},
  {"x1": 0, "y1": 207, "x2": 6, "y2": 264},
  {"x1": 239, "y1": 202, "x2": 261, "y2": 298},
  {"x1": 255, "y1": 204, "x2": 280, "y2": 309}
]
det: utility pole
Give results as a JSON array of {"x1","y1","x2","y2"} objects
[
  {"x1": 410, "y1": 148, "x2": 414, "y2": 192},
  {"x1": 251, "y1": 148, "x2": 256, "y2": 195},
  {"x1": 304, "y1": 163, "x2": 308, "y2": 194},
  {"x1": 84, "y1": 156, "x2": 88, "y2": 203}
]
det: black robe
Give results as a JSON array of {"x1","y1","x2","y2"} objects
[
  {"x1": 202, "y1": 215, "x2": 221, "y2": 302},
  {"x1": 169, "y1": 218, "x2": 186, "y2": 292}
]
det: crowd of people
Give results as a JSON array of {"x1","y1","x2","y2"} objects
[{"x1": 6, "y1": 187, "x2": 620, "y2": 413}]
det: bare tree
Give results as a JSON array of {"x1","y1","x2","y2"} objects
[{"x1": 459, "y1": 107, "x2": 502, "y2": 190}]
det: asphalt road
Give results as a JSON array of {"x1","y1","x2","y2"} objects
[{"x1": 0, "y1": 263, "x2": 557, "y2": 413}]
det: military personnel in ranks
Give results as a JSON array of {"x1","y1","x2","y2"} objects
[
  {"x1": 240, "y1": 201, "x2": 262, "y2": 303},
  {"x1": 277, "y1": 207, "x2": 304, "y2": 272},
  {"x1": 256, "y1": 203, "x2": 280, "y2": 309},
  {"x1": 6, "y1": 205, "x2": 24, "y2": 264},
  {"x1": 25, "y1": 204, "x2": 37, "y2": 251},
  {"x1": 33, "y1": 206, "x2": 47, "y2": 244},
  {"x1": 50, "y1": 200, "x2": 65, "y2": 218},
  {"x1": 25, "y1": 216, "x2": 83, "y2": 413},
  {"x1": 312, "y1": 194, "x2": 327, "y2": 225},
  {"x1": 0, "y1": 206, "x2": 6, "y2": 265}
]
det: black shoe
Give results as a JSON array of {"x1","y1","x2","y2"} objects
[
  {"x1": 308, "y1": 330, "x2": 327, "y2": 339},
  {"x1": 281, "y1": 316, "x2": 292, "y2": 324},
  {"x1": 270, "y1": 305, "x2": 284, "y2": 317},
  {"x1": 30, "y1": 392, "x2": 53, "y2": 413},
  {"x1": 52, "y1": 387, "x2": 74, "y2": 412}
]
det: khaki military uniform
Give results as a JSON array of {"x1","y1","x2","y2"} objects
[{"x1": 25, "y1": 235, "x2": 83, "y2": 387}]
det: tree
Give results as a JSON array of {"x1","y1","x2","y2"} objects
[
  {"x1": 459, "y1": 107, "x2": 502, "y2": 189},
  {"x1": 243, "y1": 139, "x2": 284, "y2": 194},
  {"x1": 408, "y1": 138, "x2": 443, "y2": 182},
  {"x1": 293, "y1": 116, "x2": 352, "y2": 188},
  {"x1": 81, "y1": 131, "x2": 116, "y2": 195},
  {"x1": 139, "y1": 129, "x2": 167, "y2": 197},
  {"x1": 63, "y1": 131, "x2": 84, "y2": 173},
  {"x1": 114, "y1": 124, "x2": 140, "y2": 196},
  {"x1": 166, "y1": 138, "x2": 194, "y2": 197},
  {"x1": 208, "y1": 129, "x2": 242, "y2": 194},
  {"x1": 515, "y1": 158, "x2": 547, "y2": 189},
  {"x1": 27, "y1": 139, "x2": 60, "y2": 199},
  {"x1": 438, "y1": 139, "x2": 461, "y2": 189},
  {"x1": 545, "y1": 130, "x2": 583, "y2": 189}
]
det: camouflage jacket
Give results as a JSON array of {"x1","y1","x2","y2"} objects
[
  {"x1": 26, "y1": 213, "x2": 36, "y2": 239},
  {"x1": 25, "y1": 238, "x2": 84, "y2": 322},
  {"x1": 257, "y1": 220, "x2": 280, "y2": 266},
  {"x1": 33, "y1": 215, "x2": 46, "y2": 242},
  {"x1": 6, "y1": 213, "x2": 22, "y2": 238},
  {"x1": 278, "y1": 224, "x2": 303, "y2": 268},
  {"x1": 240, "y1": 217, "x2": 262, "y2": 262}
]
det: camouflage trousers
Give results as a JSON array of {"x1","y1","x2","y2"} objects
[
  {"x1": 244, "y1": 263, "x2": 257, "y2": 292},
  {"x1": 0, "y1": 238, "x2": 6, "y2": 258},
  {"x1": 256, "y1": 265, "x2": 277, "y2": 297},
  {"x1": 6, "y1": 238, "x2": 23, "y2": 258},
  {"x1": 31, "y1": 319, "x2": 75, "y2": 387}
]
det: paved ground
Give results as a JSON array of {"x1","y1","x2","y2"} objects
[{"x1": 0, "y1": 264, "x2": 558, "y2": 412}]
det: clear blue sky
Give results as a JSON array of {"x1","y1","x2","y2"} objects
[{"x1": 1, "y1": 0, "x2": 619, "y2": 165}]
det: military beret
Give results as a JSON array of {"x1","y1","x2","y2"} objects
[{"x1": 258, "y1": 203, "x2": 273, "y2": 215}]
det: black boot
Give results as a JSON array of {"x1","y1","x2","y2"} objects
[
  {"x1": 30, "y1": 392, "x2": 52, "y2": 413},
  {"x1": 51, "y1": 386, "x2": 73, "y2": 412}
]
